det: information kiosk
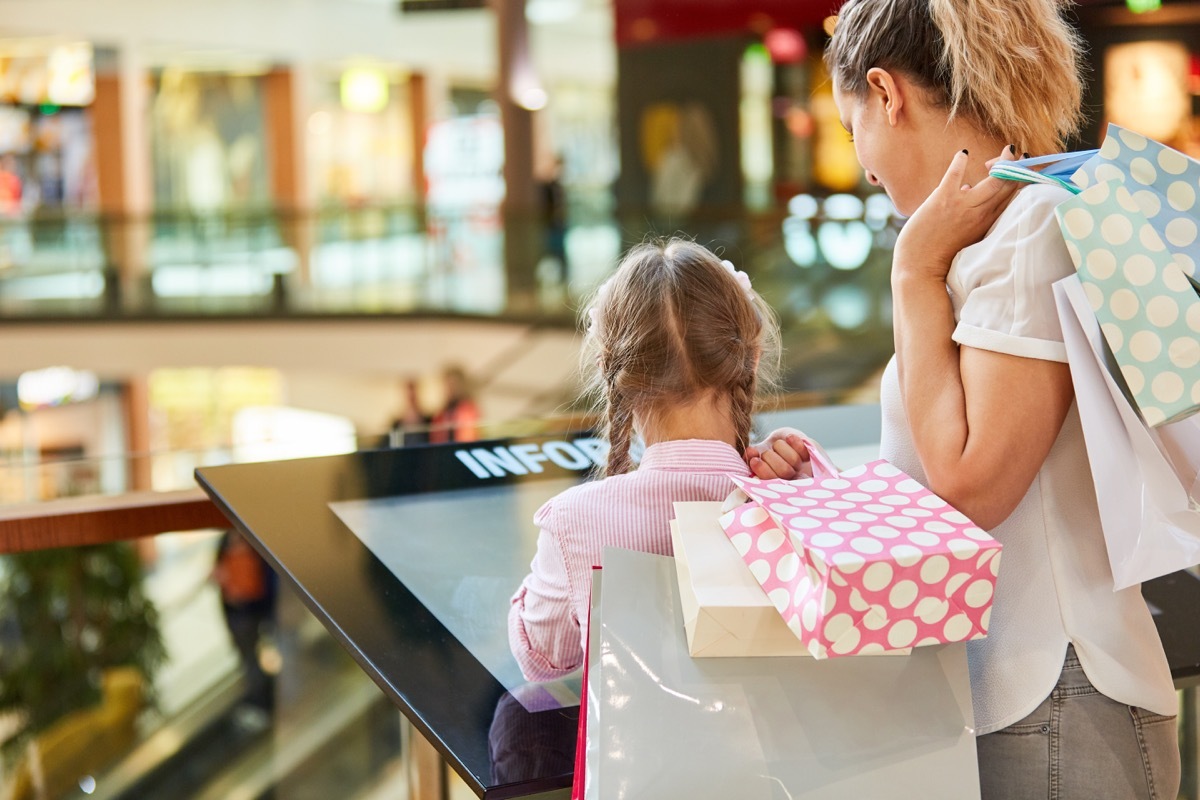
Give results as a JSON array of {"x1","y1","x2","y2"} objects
[{"x1": 194, "y1": 405, "x2": 1200, "y2": 799}]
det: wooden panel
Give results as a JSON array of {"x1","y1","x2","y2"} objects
[
  {"x1": 0, "y1": 489, "x2": 233, "y2": 554},
  {"x1": 92, "y1": 74, "x2": 126, "y2": 213}
]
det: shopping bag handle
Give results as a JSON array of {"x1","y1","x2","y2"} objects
[
  {"x1": 1012, "y1": 150, "x2": 1099, "y2": 178},
  {"x1": 988, "y1": 149, "x2": 1098, "y2": 194},
  {"x1": 798, "y1": 435, "x2": 839, "y2": 480}
]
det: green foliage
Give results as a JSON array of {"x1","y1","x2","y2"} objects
[{"x1": 0, "y1": 543, "x2": 166, "y2": 762}]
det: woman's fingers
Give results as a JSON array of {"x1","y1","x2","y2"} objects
[
  {"x1": 938, "y1": 148, "x2": 971, "y2": 193},
  {"x1": 984, "y1": 144, "x2": 1019, "y2": 171},
  {"x1": 970, "y1": 145, "x2": 1021, "y2": 207},
  {"x1": 969, "y1": 174, "x2": 1021, "y2": 208}
]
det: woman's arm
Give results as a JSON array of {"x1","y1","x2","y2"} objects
[
  {"x1": 892, "y1": 274, "x2": 1074, "y2": 530},
  {"x1": 508, "y1": 527, "x2": 583, "y2": 682},
  {"x1": 891, "y1": 148, "x2": 1071, "y2": 530}
]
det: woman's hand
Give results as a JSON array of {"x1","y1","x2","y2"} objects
[
  {"x1": 893, "y1": 145, "x2": 1021, "y2": 283},
  {"x1": 745, "y1": 429, "x2": 812, "y2": 480}
]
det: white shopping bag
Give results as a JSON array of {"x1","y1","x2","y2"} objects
[{"x1": 1054, "y1": 274, "x2": 1200, "y2": 590}]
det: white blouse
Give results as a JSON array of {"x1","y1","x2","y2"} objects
[{"x1": 880, "y1": 184, "x2": 1177, "y2": 735}]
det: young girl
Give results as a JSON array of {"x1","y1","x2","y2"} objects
[
  {"x1": 508, "y1": 238, "x2": 784, "y2": 683},
  {"x1": 755, "y1": 1, "x2": 1179, "y2": 797}
]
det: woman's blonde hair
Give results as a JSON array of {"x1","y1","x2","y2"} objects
[
  {"x1": 826, "y1": 0, "x2": 1085, "y2": 156},
  {"x1": 581, "y1": 238, "x2": 781, "y2": 476}
]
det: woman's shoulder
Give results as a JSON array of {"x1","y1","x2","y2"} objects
[
  {"x1": 956, "y1": 184, "x2": 1075, "y2": 276},
  {"x1": 1009, "y1": 182, "x2": 1076, "y2": 213},
  {"x1": 981, "y1": 183, "x2": 1073, "y2": 238}
]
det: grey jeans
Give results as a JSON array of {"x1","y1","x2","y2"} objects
[{"x1": 978, "y1": 646, "x2": 1180, "y2": 800}]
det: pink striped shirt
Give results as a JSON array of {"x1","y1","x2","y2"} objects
[{"x1": 508, "y1": 439, "x2": 749, "y2": 682}]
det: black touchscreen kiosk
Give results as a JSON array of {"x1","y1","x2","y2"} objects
[{"x1": 196, "y1": 434, "x2": 606, "y2": 799}]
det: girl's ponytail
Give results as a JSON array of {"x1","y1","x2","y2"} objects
[{"x1": 928, "y1": 0, "x2": 1084, "y2": 155}]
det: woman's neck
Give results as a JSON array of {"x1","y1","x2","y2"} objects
[{"x1": 637, "y1": 397, "x2": 739, "y2": 449}]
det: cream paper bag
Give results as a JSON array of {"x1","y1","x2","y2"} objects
[{"x1": 671, "y1": 501, "x2": 910, "y2": 658}]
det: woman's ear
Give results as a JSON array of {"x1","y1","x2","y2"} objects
[{"x1": 865, "y1": 67, "x2": 904, "y2": 127}]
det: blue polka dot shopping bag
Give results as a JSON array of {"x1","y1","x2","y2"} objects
[
  {"x1": 994, "y1": 124, "x2": 1200, "y2": 427},
  {"x1": 1061, "y1": 126, "x2": 1200, "y2": 427},
  {"x1": 1001, "y1": 124, "x2": 1200, "y2": 589}
]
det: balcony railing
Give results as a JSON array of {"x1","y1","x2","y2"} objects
[{"x1": 0, "y1": 196, "x2": 902, "y2": 326}]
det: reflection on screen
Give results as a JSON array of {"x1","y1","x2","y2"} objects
[{"x1": 330, "y1": 478, "x2": 584, "y2": 709}]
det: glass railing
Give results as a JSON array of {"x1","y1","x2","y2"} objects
[
  {"x1": 0, "y1": 195, "x2": 901, "y2": 324},
  {"x1": 0, "y1": 196, "x2": 903, "y2": 413}
]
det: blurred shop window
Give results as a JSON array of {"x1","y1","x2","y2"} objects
[
  {"x1": 148, "y1": 367, "x2": 283, "y2": 490},
  {"x1": 740, "y1": 43, "x2": 775, "y2": 211},
  {"x1": 810, "y1": 55, "x2": 863, "y2": 193},
  {"x1": 150, "y1": 70, "x2": 269, "y2": 213},
  {"x1": 231, "y1": 406, "x2": 357, "y2": 462},
  {"x1": 0, "y1": 369, "x2": 126, "y2": 503},
  {"x1": 423, "y1": 99, "x2": 506, "y2": 314},
  {"x1": 308, "y1": 68, "x2": 413, "y2": 207},
  {"x1": 533, "y1": 82, "x2": 619, "y2": 296},
  {"x1": 1104, "y1": 41, "x2": 1199, "y2": 159},
  {"x1": 0, "y1": 41, "x2": 100, "y2": 278}
]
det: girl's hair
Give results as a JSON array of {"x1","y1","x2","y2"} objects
[
  {"x1": 826, "y1": 0, "x2": 1085, "y2": 156},
  {"x1": 581, "y1": 238, "x2": 781, "y2": 476}
]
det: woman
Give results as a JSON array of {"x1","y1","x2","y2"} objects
[{"x1": 755, "y1": 1, "x2": 1180, "y2": 796}]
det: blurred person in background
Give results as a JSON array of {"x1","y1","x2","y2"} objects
[
  {"x1": 388, "y1": 377, "x2": 432, "y2": 447},
  {"x1": 429, "y1": 365, "x2": 480, "y2": 444},
  {"x1": 213, "y1": 530, "x2": 277, "y2": 722},
  {"x1": 0, "y1": 154, "x2": 22, "y2": 217}
]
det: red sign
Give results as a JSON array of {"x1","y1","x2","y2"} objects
[{"x1": 615, "y1": 0, "x2": 840, "y2": 47}]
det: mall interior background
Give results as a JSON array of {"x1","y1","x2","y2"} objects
[{"x1": 0, "y1": 0, "x2": 1197, "y2": 797}]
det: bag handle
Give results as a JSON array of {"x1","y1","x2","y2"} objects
[
  {"x1": 799, "y1": 436, "x2": 839, "y2": 480},
  {"x1": 988, "y1": 149, "x2": 1099, "y2": 194},
  {"x1": 1012, "y1": 150, "x2": 1099, "y2": 178}
]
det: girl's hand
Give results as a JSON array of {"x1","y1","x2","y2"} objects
[
  {"x1": 745, "y1": 429, "x2": 812, "y2": 480},
  {"x1": 893, "y1": 145, "x2": 1021, "y2": 283}
]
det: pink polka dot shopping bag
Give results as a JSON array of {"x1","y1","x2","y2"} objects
[{"x1": 720, "y1": 442, "x2": 1002, "y2": 660}]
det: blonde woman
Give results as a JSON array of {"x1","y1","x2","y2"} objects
[
  {"x1": 756, "y1": 1, "x2": 1179, "y2": 796},
  {"x1": 508, "y1": 239, "x2": 789, "y2": 683}
]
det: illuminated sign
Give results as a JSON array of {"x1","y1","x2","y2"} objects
[
  {"x1": 17, "y1": 367, "x2": 99, "y2": 410},
  {"x1": 455, "y1": 438, "x2": 609, "y2": 479},
  {"x1": 340, "y1": 68, "x2": 389, "y2": 113},
  {"x1": 0, "y1": 43, "x2": 94, "y2": 107}
]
